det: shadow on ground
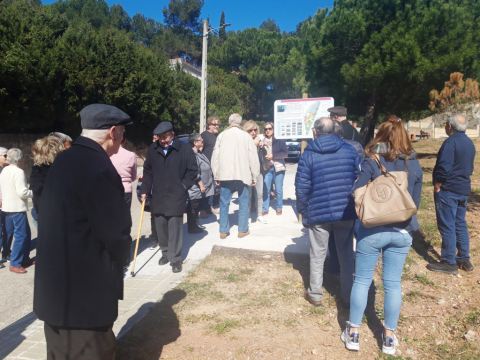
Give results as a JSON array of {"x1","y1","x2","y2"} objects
[{"x1": 116, "y1": 289, "x2": 186, "y2": 360}]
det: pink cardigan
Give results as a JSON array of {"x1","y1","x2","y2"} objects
[{"x1": 110, "y1": 147, "x2": 137, "y2": 193}]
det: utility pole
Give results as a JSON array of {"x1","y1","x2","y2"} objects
[
  {"x1": 199, "y1": 19, "x2": 208, "y2": 133},
  {"x1": 199, "y1": 21, "x2": 231, "y2": 133}
]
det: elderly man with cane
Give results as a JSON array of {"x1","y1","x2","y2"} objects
[
  {"x1": 141, "y1": 122, "x2": 197, "y2": 273},
  {"x1": 34, "y1": 104, "x2": 133, "y2": 360}
]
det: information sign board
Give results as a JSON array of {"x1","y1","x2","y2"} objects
[{"x1": 273, "y1": 97, "x2": 334, "y2": 139}]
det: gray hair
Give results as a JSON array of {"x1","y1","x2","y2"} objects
[
  {"x1": 81, "y1": 128, "x2": 122, "y2": 144},
  {"x1": 447, "y1": 114, "x2": 468, "y2": 132},
  {"x1": 229, "y1": 113, "x2": 242, "y2": 124},
  {"x1": 314, "y1": 117, "x2": 335, "y2": 136},
  {"x1": 0, "y1": 147, "x2": 7, "y2": 155},
  {"x1": 49, "y1": 132, "x2": 72, "y2": 143},
  {"x1": 6, "y1": 148, "x2": 23, "y2": 164},
  {"x1": 189, "y1": 133, "x2": 202, "y2": 147},
  {"x1": 333, "y1": 121, "x2": 344, "y2": 138}
]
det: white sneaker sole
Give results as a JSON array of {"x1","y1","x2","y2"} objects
[
  {"x1": 341, "y1": 333, "x2": 360, "y2": 351},
  {"x1": 382, "y1": 336, "x2": 398, "y2": 355}
]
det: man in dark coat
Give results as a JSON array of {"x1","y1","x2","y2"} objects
[
  {"x1": 328, "y1": 106, "x2": 362, "y2": 144},
  {"x1": 141, "y1": 122, "x2": 197, "y2": 273},
  {"x1": 33, "y1": 104, "x2": 133, "y2": 360}
]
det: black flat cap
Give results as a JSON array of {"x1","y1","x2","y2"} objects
[
  {"x1": 327, "y1": 106, "x2": 347, "y2": 117},
  {"x1": 80, "y1": 104, "x2": 132, "y2": 129},
  {"x1": 153, "y1": 121, "x2": 173, "y2": 135}
]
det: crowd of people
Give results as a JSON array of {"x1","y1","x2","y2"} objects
[{"x1": 0, "y1": 102, "x2": 476, "y2": 358}]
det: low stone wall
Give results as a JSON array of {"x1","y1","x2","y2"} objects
[{"x1": 0, "y1": 134, "x2": 47, "y2": 180}]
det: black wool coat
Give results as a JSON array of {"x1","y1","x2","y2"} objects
[
  {"x1": 33, "y1": 136, "x2": 132, "y2": 328},
  {"x1": 141, "y1": 138, "x2": 198, "y2": 216},
  {"x1": 29, "y1": 164, "x2": 51, "y2": 214}
]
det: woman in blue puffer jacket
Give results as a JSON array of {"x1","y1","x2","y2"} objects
[{"x1": 341, "y1": 116, "x2": 423, "y2": 356}]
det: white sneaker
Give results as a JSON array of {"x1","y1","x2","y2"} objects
[
  {"x1": 257, "y1": 216, "x2": 267, "y2": 224},
  {"x1": 341, "y1": 323, "x2": 359, "y2": 351},
  {"x1": 382, "y1": 333, "x2": 399, "y2": 355}
]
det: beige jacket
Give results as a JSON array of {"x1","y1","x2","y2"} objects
[{"x1": 211, "y1": 123, "x2": 260, "y2": 185}]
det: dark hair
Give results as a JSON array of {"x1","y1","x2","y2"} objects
[
  {"x1": 313, "y1": 117, "x2": 335, "y2": 136},
  {"x1": 333, "y1": 121, "x2": 344, "y2": 137},
  {"x1": 188, "y1": 133, "x2": 202, "y2": 147}
]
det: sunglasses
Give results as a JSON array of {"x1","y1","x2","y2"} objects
[
  {"x1": 211, "y1": 123, "x2": 220, "y2": 127},
  {"x1": 265, "y1": 127, "x2": 273, "y2": 131},
  {"x1": 247, "y1": 129, "x2": 258, "y2": 133},
  {"x1": 2, "y1": 154, "x2": 6, "y2": 158}
]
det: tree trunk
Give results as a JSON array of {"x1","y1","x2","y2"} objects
[{"x1": 360, "y1": 93, "x2": 376, "y2": 147}]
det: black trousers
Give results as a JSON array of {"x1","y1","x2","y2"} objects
[
  {"x1": 154, "y1": 214, "x2": 183, "y2": 264},
  {"x1": 44, "y1": 323, "x2": 115, "y2": 360},
  {"x1": 150, "y1": 212, "x2": 158, "y2": 244},
  {"x1": 124, "y1": 192, "x2": 132, "y2": 209},
  {"x1": 186, "y1": 199, "x2": 200, "y2": 230}
]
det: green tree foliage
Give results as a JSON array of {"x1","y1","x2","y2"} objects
[
  {"x1": 163, "y1": 0, "x2": 203, "y2": 33},
  {"x1": 303, "y1": 0, "x2": 480, "y2": 143},
  {"x1": 218, "y1": 11, "x2": 226, "y2": 42},
  {"x1": 259, "y1": 17, "x2": 280, "y2": 33}
]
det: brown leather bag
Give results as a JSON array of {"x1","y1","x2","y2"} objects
[{"x1": 354, "y1": 155, "x2": 417, "y2": 228}]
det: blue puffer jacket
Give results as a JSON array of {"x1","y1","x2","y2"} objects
[{"x1": 295, "y1": 135, "x2": 361, "y2": 226}]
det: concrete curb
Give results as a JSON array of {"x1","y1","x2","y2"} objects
[{"x1": 211, "y1": 245, "x2": 309, "y2": 264}]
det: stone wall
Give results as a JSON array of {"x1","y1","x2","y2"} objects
[{"x1": 0, "y1": 134, "x2": 47, "y2": 180}]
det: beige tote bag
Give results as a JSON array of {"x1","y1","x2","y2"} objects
[{"x1": 354, "y1": 155, "x2": 417, "y2": 228}]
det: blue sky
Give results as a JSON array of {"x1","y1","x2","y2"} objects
[{"x1": 42, "y1": 0, "x2": 333, "y2": 32}]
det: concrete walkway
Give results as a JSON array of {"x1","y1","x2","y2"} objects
[{"x1": 0, "y1": 163, "x2": 308, "y2": 360}]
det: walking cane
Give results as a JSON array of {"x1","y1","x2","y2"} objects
[{"x1": 131, "y1": 198, "x2": 146, "y2": 277}]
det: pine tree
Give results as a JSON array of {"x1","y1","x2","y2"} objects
[{"x1": 219, "y1": 11, "x2": 226, "y2": 42}]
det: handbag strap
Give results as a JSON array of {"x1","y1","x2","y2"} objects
[{"x1": 373, "y1": 154, "x2": 400, "y2": 183}]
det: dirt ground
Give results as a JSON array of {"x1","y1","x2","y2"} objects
[{"x1": 117, "y1": 139, "x2": 480, "y2": 360}]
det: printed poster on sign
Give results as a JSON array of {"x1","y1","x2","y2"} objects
[{"x1": 273, "y1": 97, "x2": 334, "y2": 140}]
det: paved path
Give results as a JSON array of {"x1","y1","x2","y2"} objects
[{"x1": 0, "y1": 162, "x2": 308, "y2": 360}]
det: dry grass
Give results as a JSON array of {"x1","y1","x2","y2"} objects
[{"x1": 117, "y1": 139, "x2": 480, "y2": 360}]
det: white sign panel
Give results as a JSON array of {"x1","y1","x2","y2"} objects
[{"x1": 274, "y1": 97, "x2": 334, "y2": 139}]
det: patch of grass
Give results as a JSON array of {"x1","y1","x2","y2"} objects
[
  {"x1": 423, "y1": 180, "x2": 433, "y2": 186},
  {"x1": 376, "y1": 354, "x2": 413, "y2": 360},
  {"x1": 238, "y1": 347, "x2": 246, "y2": 354},
  {"x1": 185, "y1": 314, "x2": 199, "y2": 323},
  {"x1": 405, "y1": 256, "x2": 416, "y2": 266},
  {"x1": 465, "y1": 311, "x2": 480, "y2": 325},
  {"x1": 186, "y1": 345, "x2": 195, "y2": 352},
  {"x1": 362, "y1": 314, "x2": 367, "y2": 324},
  {"x1": 210, "y1": 291, "x2": 225, "y2": 300},
  {"x1": 240, "y1": 268, "x2": 254, "y2": 275},
  {"x1": 238, "y1": 292, "x2": 249, "y2": 300},
  {"x1": 309, "y1": 307, "x2": 326, "y2": 316},
  {"x1": 283, "y1": 318, "x2": 298, "y2": 327},
  {"x1": 210, "y1": 319, "x2": 239, "y2": 334},
  {"x1": 225, "y1": 273, "x2": 240, "y2": 282},
  {"x1": 214, "y1": 267, "x2": 229, "y2": 273},
  {"x1": 177, "y1": 281, "x2": 213, "y2": 297},
  {"x1": 376, "y1": 306, "x2": 385, "y2": 321},
  {"x1": 405, "y1": 290, "x2": 423, "y2": 303},
  {"x1": 414, "y1": 273, "x2": 434, "y2": 286}
]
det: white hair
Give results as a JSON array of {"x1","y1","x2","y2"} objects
[
  {"x1": 448, "y1": 114, "x2": 468, "y2": 132},
  {"x1": 0, "y1": 147, "x2": 7, "y2": 154},
  {"x1": 6, "y1": 148, "x2": 23, "y2": 164},
  {"x1": 49, "y1": 132, "x2": 72, "y2": 143},
  {"x1": 81, "y1": 127, "x2": 123, "y2": 144},
  {"x1": 229, "y1": 113, "x2": 242, "y2": 124}
]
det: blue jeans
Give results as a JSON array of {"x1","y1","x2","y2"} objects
[
  {"x1": 4, "y1": 212, "x2": 32, "y2": 267},
  {"x1": 0, "y1": 211, "x2": 13, "y2": 258},
  {"x1": 349, "y1": 225, "x2": 412, "y2": 331},
  {"x1": 263, "y1": 167, "x2": 285, "y2": 212},
  {"x1": 434, "y1": 190, "x2": 470, "y2": 265},
  {"x1": 219, "y1": 181, "x2": 249, "y2": 233}
]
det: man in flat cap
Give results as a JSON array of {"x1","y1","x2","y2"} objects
[
  {"x1": 141, "y1": 121, "x2": 197, "y2": 273},
  {"x1": 34, "y1": 104, "x2": 133, "y2": 360},
  {"x1": 328, "y1": 106, "x2": 362, "y2": 144}
]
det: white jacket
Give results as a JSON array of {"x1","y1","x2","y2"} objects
[
  {"x1": 211, "y1": 123, "x2": 260, "y2": 186},
  {"x1": 0, "y1": 165, "x2": 32, "y2": 212}
]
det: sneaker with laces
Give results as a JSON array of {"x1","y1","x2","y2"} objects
[
  {"x1": 340, "y1": 322, "x2": 359, "y2": 351},
  {"x1": 382, "y1": 333, "x2": 399, "y2": 355}
]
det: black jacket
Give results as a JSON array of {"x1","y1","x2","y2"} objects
[
  {"x1": 141, "y1": 138, "x2": 198, "y2": 216},
  {"x1": 341, "y1": 120, "x2": 362, "y2": 143},
  {"x1": 33, "y1": 137, "x2": 132, "y2": 328},
  {"x1": 29, "y1": 164, "x2": 51, "y2": 214}
]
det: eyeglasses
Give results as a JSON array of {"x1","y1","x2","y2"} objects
[
  {"x1": 1, "y1": 154, "x2": 6, "y2": 158},
  {"x1": 211, "y1": 123, "x2": 220, "y2": 127},
  {"x1": 265, "y1": 127, "x2": 273, "y2": 131},
  {"x1": 247, "y1": 129, "x2": 258, "y2": 133}
]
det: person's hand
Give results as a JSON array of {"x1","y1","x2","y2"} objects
[
  {"x1": 215, "y1": 180, "x2": 220, "y2": 186},
  {"x1": 141, "y1": 194, "x2": 147, "y2": 202},
  {"x1": 434, "y1": 182, "x2": 442, "y2": 193},
  {"x1": 137, "y1": 174, "x2": 143, "y2": 181},
  {"x1": 259, "y1": 141, "x2": 264, "y2": 148},
  {"x1": 265, "y1": 154, "x2": 273, "y2": 161},
  {"x1": 200, "y1": 185, "x2": 206, "y2": 193},
  {"x1": 303, "y1": 224, "x2": 310, "y2": 229},
  {"x1": 251, "y1": 182, "x2": 257, "y2": 187}
]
